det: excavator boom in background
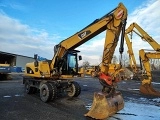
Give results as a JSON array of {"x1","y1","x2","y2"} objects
[
  {"x1": 23, "y1": 3, "x2": 127, "y2": 119},
  {"x1": 125, "y1": 34, "x2": 138, "y2": 75},
  {"x1": 125, "y1": 22, "x2": 160, "y2": 96}
]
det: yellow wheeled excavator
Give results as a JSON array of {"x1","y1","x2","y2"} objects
[
  {"x1": 23, "y1": 3, "x2": 127, "y2": 119},
  {"x1": 85, "y1": 65, "x2": 99, "y2": 77},
  {"x1": 125, "y1": 22, "x2": 160, "y2": 96}
]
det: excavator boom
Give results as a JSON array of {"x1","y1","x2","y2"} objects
[
  {"x1": 126, "y1": 23, "x2": 160, "y2": 51},
  {"x1": 125, "y1": 34, "x2": 138, "y2": 74}
]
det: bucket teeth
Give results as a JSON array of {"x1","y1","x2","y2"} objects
[
  {"x1": 84, "y1": 92, "x2": 124, "y2": 119},
  {"x1": 140, "y1": 84, "x2": 160, "y2": 96}
]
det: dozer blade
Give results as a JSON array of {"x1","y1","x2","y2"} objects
[
  {"x1": 84, "y1": 92, "x2": 124, "y2": 119},
  {"x1": 140, "y1": 83, "x2": 160, "y2": 96}
]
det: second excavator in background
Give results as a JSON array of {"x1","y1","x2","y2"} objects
[
  {"x1": 125, "y1": 22, "x2": 160, "y2": 96},
  {"x1": 78, "y1": 64, "x2": 124, "y2": 79}
]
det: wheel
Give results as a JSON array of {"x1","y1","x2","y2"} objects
[
  {"x1": 67, "y1": 81, "x2": 81, "y2": 97},
  {"x1": 40, "y1": 83, "x2": 53, "y2": 102},
  {"x1": 25, "y1": 81, "x2": 36, "y2": 94},
  {"x1": 49, "y1": 83, "x2": 58, "y2": 100}
]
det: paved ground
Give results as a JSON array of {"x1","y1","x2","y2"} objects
[{"x1": 0, "y1": 74, "x2": 160, "y2": 120}]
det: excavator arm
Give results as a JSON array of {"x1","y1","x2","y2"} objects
[
  {"x1": 99, "y1": 18, "x2": 126, "y2": 85},
  {"x1": 126, "y1": 23, "x2": 160, "y2": 51},
  {"x1": 125, "y1": 34, "x2": 138, "y2": 74},
  {"x1": 125, "y1": 22, "x2": 160, "y2": 96}
]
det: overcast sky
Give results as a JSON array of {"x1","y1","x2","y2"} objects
[{"x1": 0, "y1": 0, "x2": 159, "y2": 65}]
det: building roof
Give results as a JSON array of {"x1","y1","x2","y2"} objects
[{"x1": 0, "y1": 51, "x2": 34, "y2": 59}]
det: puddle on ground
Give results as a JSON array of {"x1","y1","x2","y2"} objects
[
  {"x1": 3, "y1": 95, "x2": 11, "y2": 98},
  {"x1": 116, "y1": 113, "x2": 137, "y2": 116}
]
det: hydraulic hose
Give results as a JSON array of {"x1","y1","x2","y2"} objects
[{"x1": 119, "y1": 19, "x2": 127, "y2": 54}]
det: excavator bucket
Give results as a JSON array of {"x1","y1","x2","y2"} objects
[
  {"x1": 84, "y1": 92, "x2": 124, "y2": 119},
  {"x1": 140, "y1": 83, "x2": 160, "y2": 96}
]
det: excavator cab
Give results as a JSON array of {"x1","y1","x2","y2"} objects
[{"x1": 54, "y1": 50, "x2": 81, "y2": 75}]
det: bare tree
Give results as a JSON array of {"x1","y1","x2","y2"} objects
[
  {"x1": 82, "y1": 60, "x2": 90, "y2": 69},
  {"x1": 112, "y1": 55, "x2": 118, "y2": 64},
  {"x1": 150, "y1": 59, "x2": 160, "y2": 70},
  {"x1": 120, "y1": 54, "x2": 129, "y2": 67}
]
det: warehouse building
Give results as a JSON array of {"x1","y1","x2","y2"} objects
[{"x1": 0, "y1": 51, "x2": 35, "y2": 70}]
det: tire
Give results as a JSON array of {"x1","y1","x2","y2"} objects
[
  {"x1": 49, "y1": 83, "x2": 58, "y2": 100},
  {"x1": 40, "y1": 83, "x2": 53, "y2": 102},
  {"x1": 25, "y1": 81, "x2": 36, "y2": 94},
  {"x1": 67, "y1": 81, "x2": 81, "y2": 97}
]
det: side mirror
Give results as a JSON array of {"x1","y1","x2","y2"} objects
[{"x1": 79, "y1": 55, "x2": 82, "y2": 60}]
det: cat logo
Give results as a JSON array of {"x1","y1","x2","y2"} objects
[{"x1": 78, "y1": 30, "x2": 91, "y2": 40}]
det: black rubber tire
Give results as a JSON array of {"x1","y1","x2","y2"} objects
[
  {"x1": 25, "y1": 81, "x2": 35, "y2": 94},
  {"x1": 67, "y1": 81, "x2": 81, "y2": 97},
  {"x1": 40, "y1": 83, "x2": 53, "y2": 102},
  {"x1": 49, "y1": 83, "x2": 58, "y2": 100}
]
